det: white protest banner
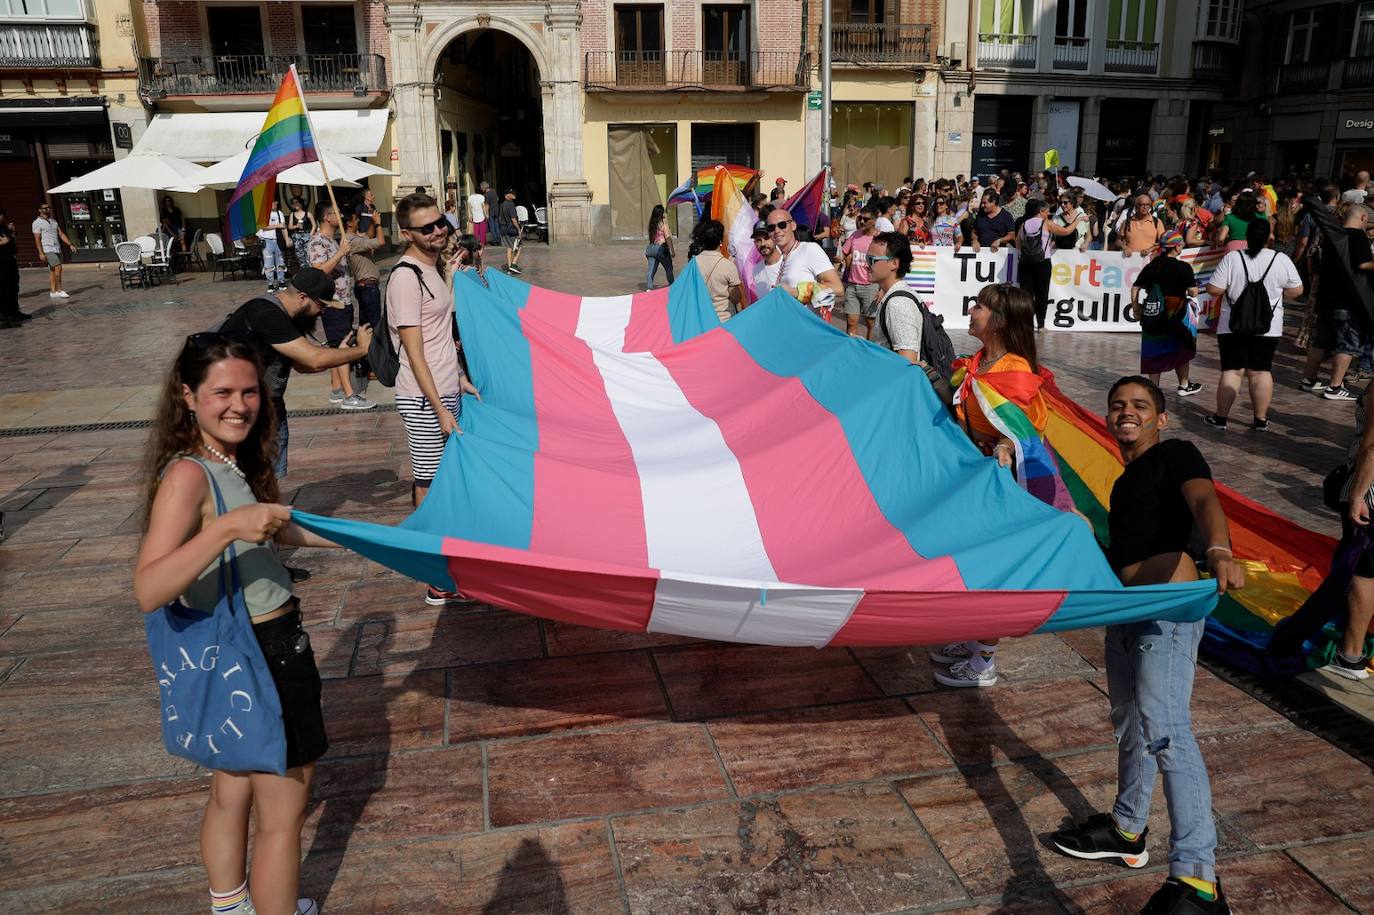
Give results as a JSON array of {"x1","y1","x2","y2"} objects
[{"x1": 904, "y1": 246, "x2": 1226, "y2": 332}]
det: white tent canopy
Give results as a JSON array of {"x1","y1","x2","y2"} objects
[
  {"x1": 132, "y1": 109, "x2": 389, "y2": 163},
  {"x1": 193, "y1": 148, "x2": 394, "y2": 190},
  {"x1": 46, "y1": 153, "x2": 208, "y2": 194}
]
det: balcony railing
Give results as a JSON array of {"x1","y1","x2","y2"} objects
[
  {"x1": 1104, "y1": 40, "x2": 1159, "y2": 73},
  {"x1": 583, "y1": 50, "x2": 807, "y2": 91},
  {"x1": 831, "y1": 23, "x2": 933, "y2": 64},
  {"x1": 139, "y1": 53, "x2": 388, "y2": 96},
  {"x1": 1191, "y1": 41, "x2": 1233, "y2": 79},
  {"x1": 1052, "y1": 35, "x2": 1089, "y2": 70},
  {"x1": 1343, "y1": 55, "x2": 1374, "y2": 89},
  {"x1": 1275, "y1": 59, "x2": 1330, "y2": 93},
  {"x1": 0, "y1": 21, "x2": 97, "y2": 68},
  {"x1": 976, "y1": 33, "x2": 1036, "y2": 68}
]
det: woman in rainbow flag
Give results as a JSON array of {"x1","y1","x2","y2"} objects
[{"x1": 931, "y1": 284, "x2": 1079, "y2": 687}]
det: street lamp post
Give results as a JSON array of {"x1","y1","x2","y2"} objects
[{"x1": 820, "y1": 0, "x2": 832, "y2": 177}]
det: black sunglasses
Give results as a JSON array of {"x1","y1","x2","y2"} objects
[
  {"x1": 767, "y1": 219, "x2": 792, "y2": 231},
  {"x1": 184, "y1": 330, "x2": 254, "y2": 353},
  {"x1": 405, "y1": 216, "x2": 450, "y2": 236}
]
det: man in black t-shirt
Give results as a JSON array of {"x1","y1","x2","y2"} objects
[
  {"x1": 971, "y1": 190, "x2": 1016, "y2": 251},
  {"x1": 1052, "y1": 376, "x2": 1242, "y2": 915},
  {"x1": 218, "y1": 267, "x2": 372, "y2": 476},
  {"x1": 498, "y1": 189, "x2": 523, "y2": 275},
  {"x1": 0, "y1": 208, "x2": 27, "y2": 328}
]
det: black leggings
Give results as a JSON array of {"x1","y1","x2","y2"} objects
[{"x1": 1019, "y1": 259, "x2": 1053, "y2": 327}]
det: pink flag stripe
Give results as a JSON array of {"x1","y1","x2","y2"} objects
[
  {"x1": 831, "y1": 588, "x2": 1068, "y2": 646},
  {"x1": 519, "y1": 290, "x2": 649, "y2": 568},
  {"x1": 659, "y1": 327, "x2": 967, "y2": 593},
  {"x1": 622, "y1": 285, "x2": 675, "y2": 354}
]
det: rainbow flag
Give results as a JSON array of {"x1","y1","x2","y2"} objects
[
  {"x1": 1037, "y1": 374, "x2": 1350, "y2": 673},
  {"x1": 669, "y1": 165, "x2": 757, "y2": 209},
  {"x1": 225, "y1": 66, "x2": 318, "y2": 241},
  {"x1": 904, "y1": 246, "x2": 937, "y2": 296},
  {"x1": 782, "y1": 168, "x2": 828, "y2": 234},
  {"x1": 713, "y1": 165, "x2": 763, "y2": 306}
]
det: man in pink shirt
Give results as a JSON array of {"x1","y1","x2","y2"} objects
[
  {"x1": 840, "y1": 205, "x2": 881, "y2": 337},
  {"x1": 388, "y1": 192, "x2": 480, "y2": 605}
]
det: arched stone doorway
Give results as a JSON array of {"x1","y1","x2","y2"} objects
[{"x1": 388, "y1": 7, "x2": 591, "y2": 243}]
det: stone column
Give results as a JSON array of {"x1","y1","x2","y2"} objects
[
  {"x1": 387, "y1": 4, "x2": 440, "y2": 202},
  {"x1": 544, "y1": 3, "x2": 592, "y2": 243}
]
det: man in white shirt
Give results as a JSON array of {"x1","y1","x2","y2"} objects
[
  {"x1": 1342, "y1": 171, "x2": 1371, "y2": 206},
  {"x1": 750, "y1": 211, "x2": 842, "y2": 316},
  {"x1": 467, "y1": 187, "x2": 488, "y2": 245},
  {"x1": 255, "y1": 204, "x2": 288, "y2": 292},
  {"x1": 31, "y1": 202, "x2": 72, "y2": 298}
]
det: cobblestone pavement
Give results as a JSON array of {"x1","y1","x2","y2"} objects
[{"x1": 1, "y1": 245, "x2": 1371, "y2": 914}]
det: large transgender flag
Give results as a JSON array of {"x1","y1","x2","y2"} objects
[{"x1": 292, "y1": 264, "x2": 1218, "y2": 647}]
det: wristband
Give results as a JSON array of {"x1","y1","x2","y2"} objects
[{"x1": 1205, "y1": 546, "x2": 1232, "y2": 555}]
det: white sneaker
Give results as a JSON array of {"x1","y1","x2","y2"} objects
[
  {"x1": 928, "y1": 641, "x2": 972, "y2": 664},
  {"x1": 54, "y1": 290, "x2": 69, "y2": 298},
  {"x1": 296, "y1": 899, "x2": 319, "y2": 915},
  {"x1": 339, "y1": 393, "x2": 376, "y2": 411},
  {"x1": 328, "y1": 388, "x2": 345, "y2": 404},
  {"x1": 933, "y1": 658, "x2": 998, "y2": 688}
]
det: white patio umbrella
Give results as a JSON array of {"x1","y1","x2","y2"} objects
[
  {"x1": 47, "y1": 153, "x2": 209, "y2": 193},
  {"x1": 1065, "y1": 175, "x2": 1118, "y2": 203},
  {"x1": 192, "y1": 149, "x2": 393, "y2": 190}
]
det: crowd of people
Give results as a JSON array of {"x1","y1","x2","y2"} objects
[{"x1": 110, "y1": 156, "x2": 1374, "y2": 915}]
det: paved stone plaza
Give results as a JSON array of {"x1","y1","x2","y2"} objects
[{"x1": 1, "y1": 246, "x2": 1372, "y2": 914}]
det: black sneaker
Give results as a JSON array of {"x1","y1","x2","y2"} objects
[
  {"x1": 1203, "y1": 414, "x2": 1227, "y2": 431},
  {"x1": 1320, "y1": 652, "x2": 1371, "y2": 681},
  {"x1": 1141, "y1": 877, "x2": 1230, "y2": 914},
  {"x1": 1050, "y1": 812, "x2": 1149, "y2": 868},
  {"x1": 1324, "y1": 386, "x2": 1358, "y2": 402},
  {"x1": 1252, "y1": 417, "x2": 1270, "y2": 431},
  {"x1": 508, "y1": 265, "x2": 523, "y2": 276},
  {"x1": 1177, "y1": 382, "x2": 1203, "y2": 396}
]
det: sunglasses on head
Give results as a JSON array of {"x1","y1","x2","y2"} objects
[
  {"x1": 767, "y1": 219, "x2": 792, "y2": 231},
  {"x1": 405, "y1": 216, "x2": 450, "y2": 236},
  {"x1": 184, "y1": 329, "x2": 253, "y2": 352}
]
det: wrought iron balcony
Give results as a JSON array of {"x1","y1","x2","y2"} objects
[
  {"x1": 139, "y1": 53, "x2": 388, "y2": 96},
  {"x1": 0, "y1": 21, "x2": 97, "y2": 68},
  {"x1": 1191, "y1": 41, "x2": 1233, "y2": 79},
  {"x1": 583, "y1": 50, "x2": 807, "y2": 91},
  {"x1": 1274, "y1": 59, "x2": 1330, "y2": 93},
  {"x1": 1104, "y1": 40, "x2": 1159, "y2": 74},
  {"x1": 1343, "y1": 55, "x2": 1374, "y2": 89},
  {"x1": 831, "y1": 23, "x2": 932, "y2": 64},
  {"x1": 976, "y1": 33, "x2": 1036, "y2": 68},
  {"x1": 1052, "y1": 35, "x2": 1089, "y2": 70}
]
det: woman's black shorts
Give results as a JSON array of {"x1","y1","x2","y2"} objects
[
  {"x1": 253, "y1": 608, "x2": 328, "y2": 769},
  {"x1": 1217, "y1": 333, "x2": 1279, "y2": 373}
]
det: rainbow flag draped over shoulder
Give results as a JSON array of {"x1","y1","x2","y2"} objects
[
  {"x1": 953, "y1": 353, "x2": 1075, "y2": 513},
  {"x1": 225, "y1": 66, "x2": 318, "y2": 241},
  {"x1": 1037, "y1": 375, "x2": 1346, "y2": 672}
]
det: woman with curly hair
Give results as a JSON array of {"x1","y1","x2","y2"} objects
[{"x1": 134, "y1": 335, "x2": 349, "y2": 915}]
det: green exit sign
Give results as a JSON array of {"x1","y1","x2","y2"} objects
[{"x1": 807, "y1": 91, "x2": 822, "y2": 111}]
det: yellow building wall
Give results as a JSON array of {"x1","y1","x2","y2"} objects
[
  {"x1": 580, "y1": 93, "x2": 808, "y2": 206},
  {"x1": 830, "y1": 72, "x2": 924, "y2": 102}
]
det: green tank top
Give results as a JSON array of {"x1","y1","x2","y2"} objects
[{"x1": 174, "y1": 456, "x2": 294, "y2": 618}]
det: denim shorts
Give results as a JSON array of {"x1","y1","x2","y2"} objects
[
  {"x1": 252, "y1": 608, "x2": 327, "y2": 769},
  {"x1": 1313, "y1": 309, "x2": 1369, "y2": 357}
]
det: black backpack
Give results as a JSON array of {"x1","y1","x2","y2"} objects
[
  {"x1": 880, "y1": 288, "x2": 956, "y2": 380},
  {"x1": 1017, "y1": 218, "x2": 1048, "y2": 264},
  {"x1": 1227, "y1": 252, "x2": 1277, "y2": 336},
  {"x1": 370, "y1": 262, "x2": 435, "y2": 387},
  {"x1": 1138, "y1": 283, "x2": 1171, "y2": 335}
]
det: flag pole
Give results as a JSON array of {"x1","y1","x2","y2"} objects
[{"x1": 290, "y1": 64, "x2": 345, "y2": 228}]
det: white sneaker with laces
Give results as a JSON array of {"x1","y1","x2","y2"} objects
[
  {"x1": 296, "y1": 899, "x2": 319, "y2": 915},
  {"x1": 339, "y1": 393, "x2": 377, "y2": 411},
  {"x1": 933, "y1": 658, "x2": 998, "y2": 688},
  {"x1": 928, "y1": 641, "x2": 972, "y2": 664},
  {"x1": 55, "y1": 290, "x2": 69, "y2": 298}
]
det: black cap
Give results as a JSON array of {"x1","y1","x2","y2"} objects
[
  {"x1": 504, "y1": 188, "x2": 517, "y2": 196},
  {"x1": 289, "y1": 267, "x2": 344, "y2": 309},
  {"x1": 751, "y1": 220, "x2": 770, "y2": 239}
]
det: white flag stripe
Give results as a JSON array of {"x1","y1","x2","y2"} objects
[
  {"x1": 573, "y1": 295, "x2": 775, "y2": 581},
  {"x1": 649, "y1": 574, "x2": 864, "y2": 647}
]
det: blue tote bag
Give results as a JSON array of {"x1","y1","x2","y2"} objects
[{"x1": 144, "y1": 462, "x2": 288, "y2": 774}]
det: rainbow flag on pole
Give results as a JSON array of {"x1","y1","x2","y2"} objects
[
  {"x1": 712, "y1": 165, "x2": 763, "y2": 306},
  {"x1": 225, "y1": 65, "x2": 318, "y2": 241}
]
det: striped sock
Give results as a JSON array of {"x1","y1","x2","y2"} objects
[
  {"x1": 1179, "y1": 877, "x2": 1217, "y2": 901},
  {"x1": 210, "y1": 880, "x2": 256, "y2": 914}
]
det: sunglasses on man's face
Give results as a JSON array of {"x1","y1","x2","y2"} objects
[
  {"x1": 864, "y1": 254, "x2": 895, "y2": 268},
  {"x1": 767, "y1": 219, "x2": 792, "y2": 232},
  {"x1": 405, "y1": 216, "x2": 450, "y2": 236},
  {"x1": 857, "y1": 216, "x2": 872, "y2": 223}
]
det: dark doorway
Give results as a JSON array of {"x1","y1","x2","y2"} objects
[
  {"x1": 1095, "y1": 99, "x2": 1153, "y2": 179},
  {"x1": 703, "y1": 6, "x2": 749, "y2": 85},
  {"x1": 691, "y1": 123, "x2": 755, "y2": 173},
  {"x1": 972, "y1": 95, "x2": 1033, "y2": 176}
]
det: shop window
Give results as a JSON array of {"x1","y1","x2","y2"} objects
[
  {"x1": 1286, "y1": 9, "x2": 1318, "y2": 64},
  {"x1": 1354, "y1": 2, "x2": 1374, "y2": 58}
]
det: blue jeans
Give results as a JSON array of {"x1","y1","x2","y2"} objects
[
  {"x1": 1106, "y1": 619, "x2": 1216, "y2": 882},
  {"x1": 646, "y1": 248, "x2": 674, "y2": 287},
  {"x1": 261, "y1": 237, "x2": 285, "y2": 286},
  {"x1": 273, "y1": 400, "x2": 289, "y2": 478}
]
